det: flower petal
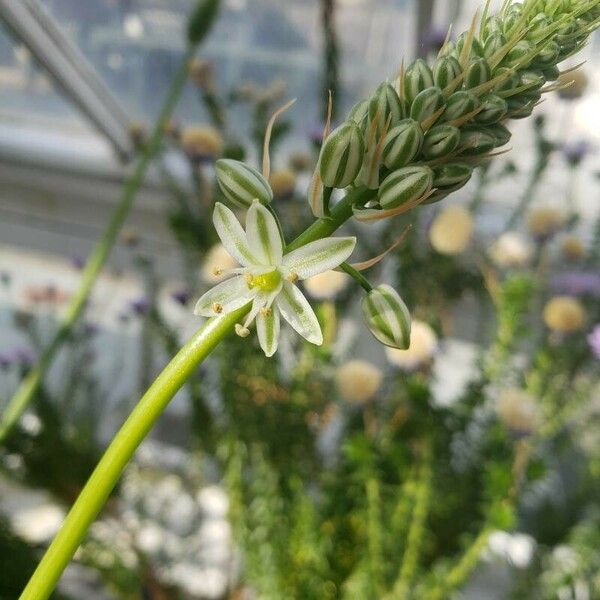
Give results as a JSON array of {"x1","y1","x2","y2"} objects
[
  {"x1": 245, "y1": 201, "x2": 283, "y2": 266},
  {"x1": 213, "y1": 202, "x2": 259, "y2": 266},
  {"x1": 257, "y1": 307, "x2": 280, "y2": 357},
  {"x1": 194, "y1": 275, "x2": 253, "y2": 316},
  {"x1": 275, "y1": 282, "x2": 323, "y2": 345},
  {"x1": 282, "y1": 237, "x2": 356, "y2": 279}
]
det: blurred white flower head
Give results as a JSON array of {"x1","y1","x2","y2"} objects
[
  {"x1": 385, "y1": 320, "x2": 437, "y2": 370},
  {"x1": 429, "y1": 206, "x2": 474, "y2": 255},
  {"x1": 201, "y1": 243, "x2": 239, "y2": 284},
  {"x1": 11, "y1": 503, "x2": 65, "y2": 544},
  {"x1": 304, "y1": 270, "x2": 349, "y2": 300},
  {"x1": 335, "y1": 360, "x2": 383, "y2": 404},
  {"x1": 488, "y1": 232, "x2": 533, "y2": 268},
  {"x1": 488, "y1": 530, "x2": 536, "y2": 569},
  {"x1": 495, "y1": 388, "x2": 539, "y2": 436}
]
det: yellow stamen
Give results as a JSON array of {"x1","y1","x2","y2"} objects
[
  {"x1": 287, "y1": 272, "x2": 299, "y2": 283},
  {"x1": 235, "y1": 324, "x2": 250, "y2": 338},
  {"x1": 212, "y1": 302, "x2": 223, "y2": 314}
]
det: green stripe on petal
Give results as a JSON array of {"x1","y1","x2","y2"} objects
[
  {"x1": 246, "y1": 201, "x2": 283, "y2": 265},
  {"x1": 361, "y1": 284, "x2": 411, "y2": 349},
  {"x1": 213, "y1": 202, "x2": 258, "y2": 267},
  {"x1": 215, "y1": 159, "x2": 273, "y2": 208},
  {"x1": 257, "y1": 307, "x2": 280, "y2": 357},
  {"x1": 282, "y1": 237, "x2": 356, "y2": 280},
  {"x1": 276, "y1": 282, "x2": 323, "y2": 345},
  {"x1": 194, "y1": 275, "x2": 254, "y2": 316}
]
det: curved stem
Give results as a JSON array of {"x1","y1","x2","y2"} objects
[
  {"x1": 21, "y1": 186, "x2": 371, "y2": 599},
  {"x1": 19, "y1": 306, "x2": 249, "y2": 600},
  {"x1": 0, "y1": 45, "x2": 197, "y2": 443}
]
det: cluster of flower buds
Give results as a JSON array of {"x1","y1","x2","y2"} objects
[
  {"x1": 205, "y1": 0, "x2": 600, "y2": 357},
  {"x1": 310, "y1": 0, "x2": 600, "y2": 221}
]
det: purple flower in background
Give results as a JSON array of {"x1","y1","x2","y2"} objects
[
  {"x1": 15, "y1": 346, "x2": 36, "y2": 367},
  {"x1": 170, "y1": 288, "x2": 192, "y2": 306},
  {"x1": 562, "y1": 140, "x2": 592, "y2": 167},
  {"x1": 423, "y1": 26, "x2": 449, "y2": 54},
  {"x1": 71, "y1": 255, "x2": 86, "y2": 270},
  {"x1": 588, "y1": 325, "x2": 600, "y2": 360},
  {"x1": 551, "y1": 271, "x2": 600, "y2": 297},
  {"x1": 0, "y1": 352, "x2": 12, "y2": 369},
  {"x1": 130, "y1": 297, "x2": 150, "y2": 316}
]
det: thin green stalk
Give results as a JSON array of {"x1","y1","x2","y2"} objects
[
  {"x1": 20, "y1": 188, "x2": 370, "y2": 599},
  {"x1": 0, "y1": 46, "x2": 196, "y2": 443},
  {"x1": 19, "y1": 305, "x2": 249, "y2": 600},
  {"x1": 389, "y1": 443, "x2": 433, "y2": 599},
  {"x1": 366, "y1": 477, "x2": 384, "y2": 595},
  {"x1": 340, "y1": 262, "x2": 373, "y2": 292}
]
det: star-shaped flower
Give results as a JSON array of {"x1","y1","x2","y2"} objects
[{"x1": 195, "y1": 201, "x2": 356, "y2": 356}]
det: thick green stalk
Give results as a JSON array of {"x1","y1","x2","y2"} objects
[
  {"x1": 20, "y1": 188, "x2": 368, "y2": 599},
  {"x1": 19, "y1": 305, "x2": 248, "y2": 600},
  {"x1": 0, "y1": 46, "x2": 196, "y2": 443}
]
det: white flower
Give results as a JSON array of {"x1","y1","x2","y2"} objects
[
  {"x1": 335, "y1": 360, "x2": 382, "y2": 403},
  {"x1": 429, "y1": 205, "x2": 474, "y2": 255},
  {"x1": 194, "y1": 201, "x2": 356, "y2": 356},
  {"x1": 385, "y1": 319, "x2": 437, "y2": 370},
  {"x1": 304, "y1": 270, "x2": 349, "y2": 300},
  {"x1": 488, "y1": 232, "x2": 532, "y2": 268}
]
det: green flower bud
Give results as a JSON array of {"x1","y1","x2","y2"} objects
[
  {"x1": 432, "y1": 163, "x2": 473, "y2": 188},
  {"x1": 187, "y1": 0, "x2": 220, "y2": 45},
  {"x1": 369, "y1": 83, "x2": 404, "y2": 135},
  {"x1": 348, "y1": 99, "x2": 370, "y2": 126},
  {"x1": 456, "y1": 31, "x2": 485, "y2": 59},
  {"x1": 482, "y1": 15, "x2": 503, "y2": 38},
  {"x1": 520, "y1": 70, "x2": 545, "y2": 91},
  {"x1": 433, "y1": 56, "x2": 462, "y2": 89},
  {"x1": 458, "y1": 128, "x2": 496, "y2": 156},
  {"x1": 437, "y1": 41, "x2": 457, "y2": 59},
  {"x1": 422, "y1": 124, "x2": 461, "y2": 159},
  {"x1": 502, "y1": 40, "x2": 536, "y2": 68},
  {"x1": 422, "y1": 183, "x2": 465, "y2": 206},
  {"x1": 215, "y1": 159, "x2": 272, "y2": 208},
  {"x1": 526, "y1": 13, "x2": 552, "y2": 40},
  {"x1": 506, "y1": 95, "x2": 536, "y2": 119},
  {"x1": 464, "y1": 58, "x2": 492, "y2": 89},
  {"x1": 531, "y1": 40, "x2": 560, "y2": 67},
  {"x1": 382, "y1": 119, "x2": 424, "y2": 170},
  {"x1": 494, "y1": 67, "x2": 520, "y2": 93},
  {"x1": 378, "y1": 165, "x2": 433, "y2": 209},
  {"x1": 541, "y1": 65, "x2": 560, "y2": 81},
  {"x1": 483, "y1": 32, "x2": 507, "y2": 59},
  {"x1": 361, "y1": 284, "x2": 411, "y2": 349},
  {"x1": 405, "y1": 59, "x2": 434, "y2": 104},
  {"x1": 442, "y1": 91, "x2": 479, "y2": 122},
  {"x1": 475, "y1": 94, "x2": 508, "y2": 124},
  {"x1": 410, "y1": 87, "x2": 445, "y2": 123},
  {"x1": 319, "y1": 122, "x2": 365, "y2": 188},
  {"x1": 486, "y1": 123, "x2": 512, "y2": 147}
]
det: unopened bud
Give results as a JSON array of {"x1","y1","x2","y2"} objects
[
  {"x1": 422, "y1": 124, "x2": 461, "y2": 159},
  {"x1": 215, "y1": 159, "x2": 272, "y2": 208},
  {"x1": 475, "y1": 94, "x2": 508, "y2": 124},
  {"x1": 486, "y1": 123, "x2": 512, "y2": 147},
  {"x1": 520, "y1": 70, "x2": 545, "y2": 91},
  {"x1": 381, "y1": 119, "x2": 424, "y2": 169},
  {"x1": 433, "y1": 56, "x2": 462, "y2": 89},
  {"x1": 410, "y1": 86, "x2": 445, "y2": 123},
  {"x1": 502, "y1": 40, "x2": 536, "y2": 68},
  {"x1": 531, "y1": 40, "x2": 560, "y2": 67},
  {"x1": 464, "y1": 58, "x2": 492, "y2": 89},
  {"x1": 456, "y1": 31, "x2": 485, "y2": 59},
  {"x1": 187, "y1": 0, "x2": 220, "y2": 45},
  {"x1": 458, "y1": 128, "x2": 496, "y2": 156},
  {"x1": 405, "y1": 59, "x2": 434, "y2": 104},
  {"x1": 483, "y1": 32, "x2": 507, "y2": 59},
  {"x1": 442, "y1": 91, "x2": 479, "y2": 122},
  {"x1": 432, "y1": 163, "x2": 473, "y2": 188},
  {"x1": 361, "y1": 284, "x2": 411, "y2": 349},
  {"x1": 369, "y1": 83, "x2": 404, "y2": 135},
  {"x1": 378, "y1": 165, "x2": 433, "y2": 209},
  {"x1": 319, "y1": 121, "x2": 365, "y2": 188},
  {"x1": 348, "y1": 99, "x2": 369, "y2": 127}
]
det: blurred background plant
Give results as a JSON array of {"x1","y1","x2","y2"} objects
[{"x1": 1, "y1": 0, "x2": 599, "y2": 598}]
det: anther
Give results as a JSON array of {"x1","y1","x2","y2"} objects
[{"x1": 212, "y1": 302, "x2": 223, "y2": 314}]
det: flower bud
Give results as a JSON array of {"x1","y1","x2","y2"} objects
[
  {"x1": 378, "y1": 166, "x2": 433, "y2": 209},
  {"x1": 319, "y1": 121, "x2": 365, "y2": 188},
  {"x1": 410, "y1": 87, "x2": 445, "y2": 123},
  {"x1": 432, "y1": 163, "x2": 473, "y2": 188},
  {"x1": 464, "y1": 58, "x2": 492, "y2": 89},
  {"x1": 531, "y1": 40, "x2": 560, "y2": 67},
  {"x1": 442, "y1": 91, "x2": 479, "y2": 122},
  {"x1": 483, "y1": 32, "x2": 507, "y2": 59},
  {"x1": 482, "y1": 15, "x2": 502, "y2": 37},
  {"x1": 422, "y1": 124, "x2": 461, "y2": 159},
  {"x1": 502, "y1": 40, "x2": 536, "y2": 68},
  {"x1": 369, "y1": 83, "x2": 404, "y2": 135},
  {"x1": 361, "y1": 284, "x2": 411, "y2": 349},
  {"x1": 486, "y1": 123, "x2": 512, "y2": 147},
  {"x1": 381, "y1": 119, "x2": 424, "y2": 169},
  {"x1": 475, "y1": 94, "x2": 508, "y2": 124},
  {"x1": 433, "y1": 56, "x2": 462, "y2": 89},
  {"x1": 215, "y1": 159, "x2": 272, "y2": 208},
  {"x1": 456, "y1": 31, "x2": 485, "y2": 59},
  {"x1": 520, "y1": 70, "x2": 545, "y2": 91},
  {"x1": 348, "y1": 98, "x2": 369, "y2": 126},
  {"x1": 494, "y1": 67, "x2": 520, "y2": 94},
  {"x1": 187, "y1": 0, "x2": 220, "y2": 44},
  {"x1": 506, "y1": 95, "x2": 536, "y2": 119},
  {"x1": 526, "y1": 13, "x2": 552, "y2": 40},
  {"x1": 458, "y1": 128, "x2": 496, "y2": 156},
  {"x1": 541, "y1": 65, "x2": 560, "y2": 81},
  {"x1": 405, "y1": 59, "x2": 434, "y2": 104}
]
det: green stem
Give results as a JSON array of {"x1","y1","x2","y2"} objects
[
  {"x1": 21, "y1": 186, "x2": 372, "y2": 599},
  {"x1": 340, "y1": 262, "x2": 373, "y2": 292},
  {"x1": 0, "y1": 46, "x2": 196, "y2": 443},
  {"x1": 19, "y1": 305, "x2": 249, "y2": 600}
]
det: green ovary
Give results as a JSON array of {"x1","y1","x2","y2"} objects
[{"x1": 246, "y1": 269, "x2": 282, "y2": 292}]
